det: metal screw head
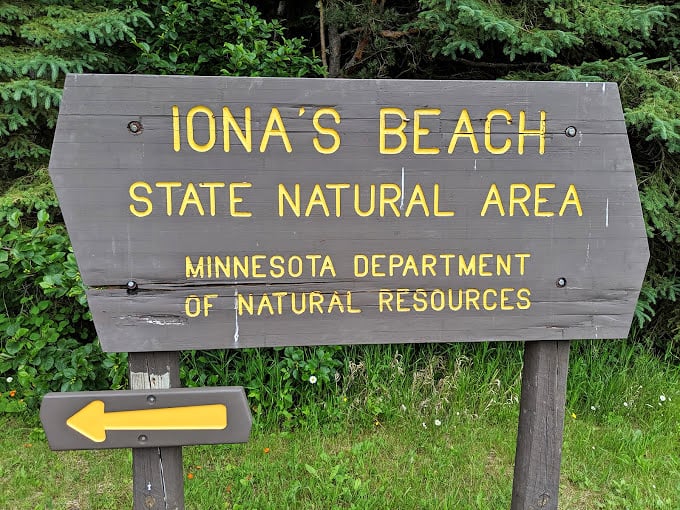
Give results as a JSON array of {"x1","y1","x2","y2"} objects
[
  {"x1": 126, "y1": 280, "x2": 138, "y2": 295},
  {"x1": 556, "y1": 277, "x2": 567, "y2": 288},
  {"x1": 138, "y1": 434, "x2": 148, "y2": 443},
  {"x1": 565, "y1": 126, "x2": 577, "y2": 137},
  {"x1": 147, "y1": 395, "x2": 156, "y2": 404},
  {"x1": 127, "y1": 121, "x2": 143, "y2": 134}
]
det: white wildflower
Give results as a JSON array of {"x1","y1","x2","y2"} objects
[
  {"x1": 659, "y1": 395, "x2": 666, "y2": 402},
  {"x1": 6, "y1": 377, "x2": 12, "y2": 383},
  {"x1": 308, "y1": 375, "x2": 317, "y2": 384},
  {"x1": 434, "y1": 419, "x2": 442, "y2": 427}
]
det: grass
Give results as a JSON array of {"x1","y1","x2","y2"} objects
[{"x1": 1, "y1": 340, "x2": 678, "y2": 509}]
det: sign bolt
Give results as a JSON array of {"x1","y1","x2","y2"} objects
[
  {"x1": 565, "y1": 126, "x2": 577, "y2": 137},
  {"x1": 138, "y1": 434, "x2": 148, "y2": 443},
  {"x1": 147, "y1": 395, "x2": 156, "y2": 405},
  {"x1": 127, "y1": 121, "x2": 143, "y2": 134},
  {"x1": 126, "y1": 280, "x2": 138, "y2": 294},
  {"x1": 556, "y1": 277, "x2": 567, "y2": 288}
]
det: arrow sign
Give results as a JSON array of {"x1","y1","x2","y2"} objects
[
  {"x1": 66, "y1": 400, "x2": 227, "y2": 442},
  {"x1": 40, "y1": 387, "x2": 251, "y2": 450}
]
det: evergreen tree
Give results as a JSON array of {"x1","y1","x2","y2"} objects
[
  {"x1": 313, "y1": 0, "x2": 680, "y2": 354},
  {"x1": 0, "y1": 1, "x2": 151, "y2": 182},
  {"x1": 0, "y1": 2, "x2": 153, "y2": 409}
]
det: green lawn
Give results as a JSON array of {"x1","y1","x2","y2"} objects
[
  {"x1": 2, "y1": 341, "x2": 679, "y2": 509},
  {"x1": 1, "y1": 400, "x2": 678, "y2": 509}
]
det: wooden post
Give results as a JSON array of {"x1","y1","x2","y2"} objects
[
  {"x1": 511, "y1": 340, "x2": 570, "y2": 510},
  {"x1": 129, "y1": 352, "x2": 184, "y2": 510}
]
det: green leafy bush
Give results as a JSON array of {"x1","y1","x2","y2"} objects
[
  {"x1": 131, "y1": 0, "x2": 324, "y2": 77},
  {"x1": 0, "y1": 0, "x2": 324, "y2": 416},
  {"x1": 0, "y1": 171, "x2": 126, "y2": 412}
]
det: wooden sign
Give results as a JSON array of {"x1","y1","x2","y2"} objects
[
  {"x1": 40, "y1": 387, "x2": 252, "y2": 450},
  {"x1": 48, "y1": 74, "x2": 649, "y2": 352}
]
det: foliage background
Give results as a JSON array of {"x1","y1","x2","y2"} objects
[{"x1": 0, "y1": 0, "x2": 678, "y2": 427}]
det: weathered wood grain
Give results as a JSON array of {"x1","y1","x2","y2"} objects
[
  {"x1": 48, "y1": 74, "x2": 649, "y2": 352},
  {"x1": 511, "y1": 341, "x2": 571, "y2": 510},
  {"x1": 129, "y1": 352, "x2": 184, "y2": 510}
]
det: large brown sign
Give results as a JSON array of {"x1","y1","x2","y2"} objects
[{"x1": 48, "y1": 74, "x2": 648, "y2": 352}]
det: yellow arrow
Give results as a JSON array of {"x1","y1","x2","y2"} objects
[{"x1": 66, "y1": 400, "x2": 227, "y2": 442}]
